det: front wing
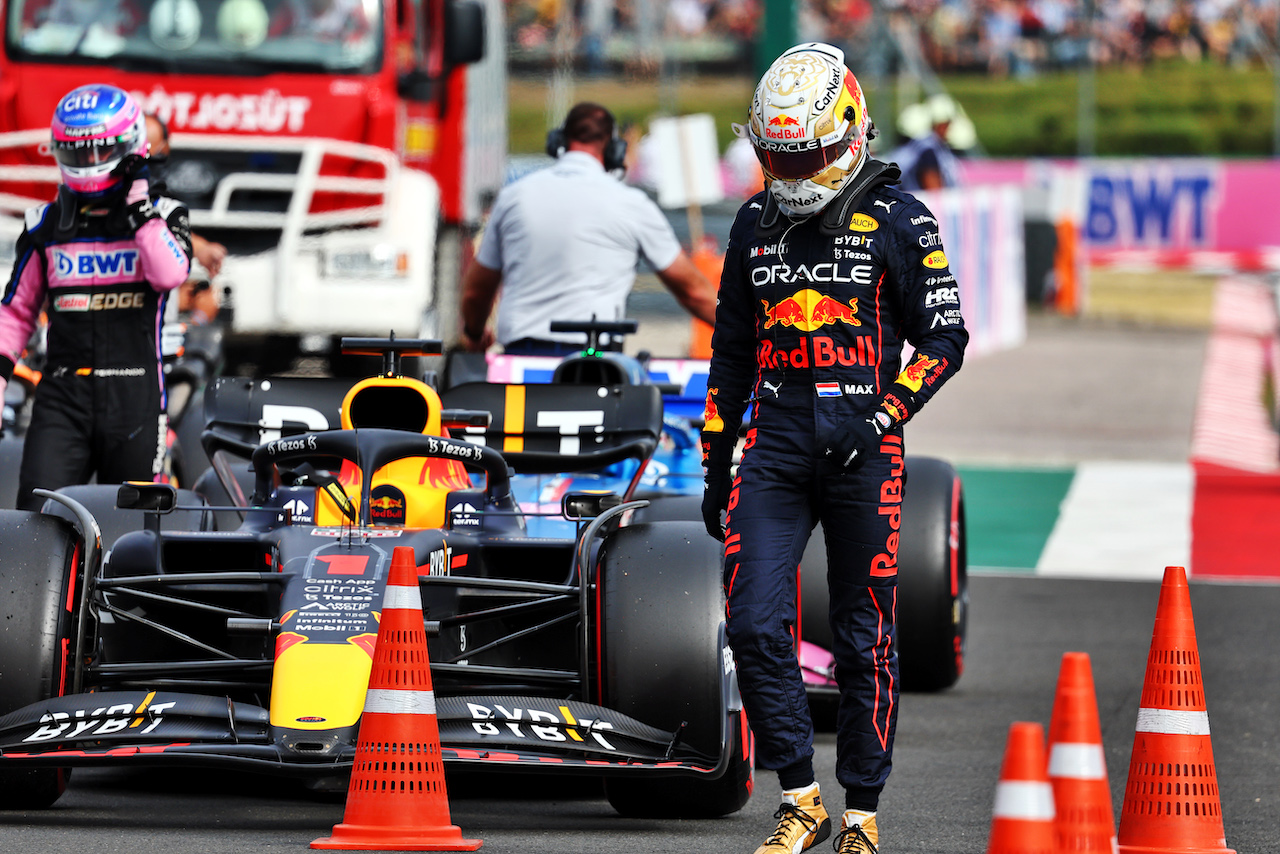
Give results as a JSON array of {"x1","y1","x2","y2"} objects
[{"x1": 0, "y1": 691, "x2": 730, "y2": 778}]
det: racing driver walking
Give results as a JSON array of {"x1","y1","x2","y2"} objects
[
  {"x1": 701, "y1": 43, "x2": 968, "y2": 854},
  {"x1": 0, "y1": 84, "x2": 192, "y2": 509}
]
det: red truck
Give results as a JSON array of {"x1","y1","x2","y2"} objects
[{"x1": 0, "y1": 0, "x2": 507, "y2": 368}]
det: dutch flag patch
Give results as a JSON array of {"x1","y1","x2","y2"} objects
[{"x1": 815, "y1": 382, "x2": 842, "y2": 398}]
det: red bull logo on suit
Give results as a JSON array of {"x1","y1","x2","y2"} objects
[
  {"x1": 896, "y1": 353, "x2": 941, "y2": 392},
  {"x1": 760, "y1": 288, "x2": 861, "y2": 332},
  {"x1": 757, "y1": 335, "x2": 877, "y2": 370},
  {"x1": 703, "y1": 387, "x2": 724, "y2": 432}
]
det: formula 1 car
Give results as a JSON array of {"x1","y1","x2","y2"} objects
[
  {"x1": 0, "y1": 337, "x2": 751, "y2": 818},
  {"x1": 449, "y1": 319, "x2": 969, "y2": 695}
]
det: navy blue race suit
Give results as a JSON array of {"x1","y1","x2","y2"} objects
[
  {"x1": 702, "y1": 160, "x2": 968, "y2": 809},
  {"x1": 0, "y1": 185, "x2": 193, "y2": 510}
]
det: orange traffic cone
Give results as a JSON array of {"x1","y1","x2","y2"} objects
[
  {"x1": 988, "y1": 721, "x2": 1058, "y2": 854},
  {"x1": 1048, "y1": 652, "x2": 1117, "y2": 853},
  {"x1": 1117, "y1": 566, "x2": 1233, "y2": 854},
  {"x1": 313, "y1": 546, "x2": 481, "y2": 851}
]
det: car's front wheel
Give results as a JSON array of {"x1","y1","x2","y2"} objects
[
  {"x1": 597, "y1": 521, "x2": 752, "y2": 818},
  {"x1": 0, "y1": 511, "x2": 81, "y2": 809}
]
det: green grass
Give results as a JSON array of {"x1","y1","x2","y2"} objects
[
  {"x1": 946, "y1": 60, "x2": 1279, "y2": 156},
  {"x1": 510, "y1": 61, "x2": 1280, "y2": 157}
]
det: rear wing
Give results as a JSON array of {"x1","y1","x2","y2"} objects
[
  {"x1": 481, "y1": 354, "x2": 712, "y2": 421},
  {"x1": 203, "y1": 376, "x2": 663, "y2": 476},
  {"x1": 201, "y1": 376, "x2": 351, "y2": 460},
  {"x1": 441, "y1": 382, "x2": 663, "y2": 474}
]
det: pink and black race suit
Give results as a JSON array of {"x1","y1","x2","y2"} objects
[{"x1": 0, "y1": 189, "x2": 192, "y2": 509}]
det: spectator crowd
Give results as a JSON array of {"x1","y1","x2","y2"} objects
[
  {"x1": 507, "y1": 0, "x2": 1280, "y2": 76},
  {"x1": 886, "y1": 0, "x2": 1280, "y2": 76}
]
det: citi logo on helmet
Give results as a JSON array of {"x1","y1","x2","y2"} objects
[{"x1": 61, "y1": 91, "x2": 101, "y2": 112}]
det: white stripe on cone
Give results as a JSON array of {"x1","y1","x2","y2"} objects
[
  {"x1": 382, "y1": 585, "x2": 423, "y2": 611},
  {"x1": 1135, "y1": 708, "x2": 1210, "y2": 736},
  {"x1": 1048, "y1": 742, "x2": 1107, "y2": 780},
  {"x1": 993, "y1": 781, "x2": 1055, "y2": 820},
  {"x1": 365, "y1": 688, "x2": 437, "y2": 716}
]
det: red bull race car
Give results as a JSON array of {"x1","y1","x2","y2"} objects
[{"x1": 0, "y1": 337, "x2": 752, "y2": 817}]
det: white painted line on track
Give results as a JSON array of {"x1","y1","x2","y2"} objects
[{"x1": 1036, "y1": 462, "x2": 1192, "y2": 580}]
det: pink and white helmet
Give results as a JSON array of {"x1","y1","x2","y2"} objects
[{"x1": 50, "y1": 84, "x2": 147, "y2": 196}]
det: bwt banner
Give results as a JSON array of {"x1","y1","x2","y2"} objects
[
  {"x1": 1084, "y1": 160, "x2": 1219, "y2": 248},
  {"x1": 961, "y1": 158, "x2": 1280, "y2": 254}
]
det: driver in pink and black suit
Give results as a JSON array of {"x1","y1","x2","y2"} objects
[{"x1": 0, "y1": 84, "x2": 192, "y2": 510}]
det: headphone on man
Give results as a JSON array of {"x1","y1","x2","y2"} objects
[{"x1": 545, "y1": 106, "x2": 628, "y2": 173}]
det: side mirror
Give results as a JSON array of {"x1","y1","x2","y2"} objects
[
  {"x1": 397, "y1": 69, "x2": 434, "y2": 102},
  {"x1": 444, "y1": 0, "x2": 485, "y2": 66},
  {"x1": 117, "y1": 482, "x2": 178, "y2": 513},
  {"x1": 562, "y1": 491, "x2": 622, "y2": 520},
  {"x1": 441, "y1": 409, "x2": 492, "y2": 430}
]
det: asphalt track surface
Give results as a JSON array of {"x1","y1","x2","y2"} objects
[
  {"x1": 5, "y1": 315, "x2": 1277, "y2": 852},
  {"x1": 1, "y1": 576, "x2": 1275, "y2": 853}
]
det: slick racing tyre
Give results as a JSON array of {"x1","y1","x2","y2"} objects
[
  {"x1": 0, "y1": 511, "x2": 80, "y2": 808},
  {"x1": 598, "y1": 521, "x2": 752, "y2": 818},
  {"x1": 896, "y1": 457, "x2": 967, "y2": 692},
  {"x1": 799, "y1": 456, "x2": 968, "y2": 693},
  {"x1": 625, "y1": 494, "x2": 702, "y2": 524}
]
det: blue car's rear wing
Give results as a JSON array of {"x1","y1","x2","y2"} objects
[{"x1": 440, "y1": 382, "x2": 663, "y2": 475}]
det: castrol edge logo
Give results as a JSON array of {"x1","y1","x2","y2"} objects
[{"x1": 54, "y1": 291, "x2": 146, "y2": 312}]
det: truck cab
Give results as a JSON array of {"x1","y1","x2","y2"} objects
[{"x1": 0, "y1": 0, "x2": 506, "y2": 367}]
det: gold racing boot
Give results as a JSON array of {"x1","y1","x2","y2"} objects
[
  {"x1": 753, "y1": 784, "x2": 831, "y2": 854},
  {"x1": 833, "y1": 810, "x2": 878, "y2": 854}
]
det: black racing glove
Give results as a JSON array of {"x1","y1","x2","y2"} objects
[
  {"x1": 115, "y1": 153, "x2": 150, "y2": 184},
  {"x1": 700, "y1": 430, "x2": 734, "y2": 542},
  {"x1": 823, "y1": 381, "x2": 921, "y2": 472},
  {"x1": 702, "y1": 475, "x2": 731, "y2": 542},
  {"x1": 112, "y1": 154, "x2": 158, "y2": 233},
  {"x1": 823, "y1": 410, "x2": 891, "y2": 472},
  {"x1": 123, "y1": 196, "x2": 160, "y2": 233}
]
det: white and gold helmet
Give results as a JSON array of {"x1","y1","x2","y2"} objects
[{"x1": 740, "y1": 43, "x2": 874, "y2": 218}]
